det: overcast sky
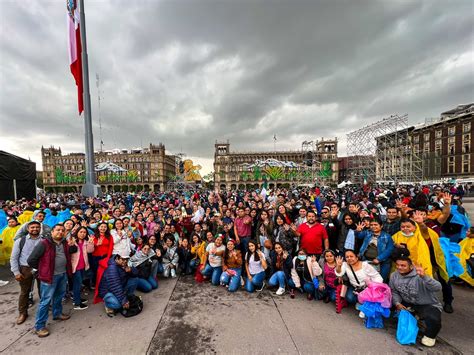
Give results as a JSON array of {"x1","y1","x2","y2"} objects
[{"x1": 0, "y1": 0, "x2": 473, "y2": 174}]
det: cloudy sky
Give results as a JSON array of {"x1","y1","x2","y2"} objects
[{"x1": 0, "y1": 0, "x2": 472, "y2": 174}]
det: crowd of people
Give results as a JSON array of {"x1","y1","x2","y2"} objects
[{"x1": 0, "y1": 184, "x2": 472, "y2": 347}]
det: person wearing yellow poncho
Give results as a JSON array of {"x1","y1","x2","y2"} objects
[
  {"x1": 392, "y1": 217, "x2": 434, "y2": 277},
  {"x1": 0, "y1": 217, "x2": 21, "y2": 265},
  {"x1": 17, "y1": 208, "x2": 34, "y2": 225},
  {"x1": 456, "y1": 227, "x2": 474, "y2": 286}
]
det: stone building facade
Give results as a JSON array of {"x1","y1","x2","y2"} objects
[
  {"x1": 376, "y1": 103, "x2": 473, "y2": 183},
  {"x1": 213, "y1": 139, "x2": 339, "y2": 190},
  {"x1": 41, "y1": 143, "x2": 176, "y2": 192}
]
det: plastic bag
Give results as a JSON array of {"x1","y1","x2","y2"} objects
[
  {"x1": 195, "y1": 264, "x2": 205, "y2": 283},
  {"x1": 357, "y1": 282, "x2": 392, "y2": 308},
  {"x1": 396, "y1": 310, "x2": 418, "y2": 345},
  {"x1": 313, "y1": 277, "x2": 319, "y2": 289}
]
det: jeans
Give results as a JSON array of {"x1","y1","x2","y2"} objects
[
  {"x1": 316, "y1": 285, "x2": 337, "y2": 302},
  {"x1": 379, "y1": 262, "x2": 391, "y2": 283},
  {"x1": 245, "y1": 271, "x2": 266, "y2": 293},
  {"x1": 150, "y1": 260, "x2": 159, "y2": 279},
  {"x1": 189, "y1": 259, "x2": 200, "y2": 272},
  {"x1": 288, "y1": 279, "x2": 315, "y2": 296},
  {"x1": 156, "y1": 262, "x2": 164, "y2": 275},
  {"x1": 202, "y1": 264, "x2": 223, "y2": 285},
  {"x1": 35, "y1": 273, "x2": 67, "y2": 330},
  {"x1": 220, "y1": 268, "x2": 242, "y2": 292},
  {"x1": 72, "y1": 269, "x2": 86, "y2": 305},
  {"x1": 137, "y1": 276, "x2": 158, "y2": 293},
  {"x1": 268, "y1": 271, "x2": 287, "y2": 289},
  {"x1": 103, "y1": 277, "x2": 138, "y2": 310},
  {"x1": 345, "y1": 285, "x2": 358, "y2": 304}
]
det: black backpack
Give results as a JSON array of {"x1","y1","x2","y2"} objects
[{"x1": 121, "y1": 294, "x2": 143, "y2": 317}]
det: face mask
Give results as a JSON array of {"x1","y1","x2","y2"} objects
[
  {"x1": 401, "y1": 231, "x2": 414, "y2": 237},
  {"x1": 428, "y1": 205, "x2": 433, "y2": 211},
  {"x1": 298, "y1": 255, "x2": 307, "y2": 261},
  {"x1": 89, "y1": 223, "x2": 97, "y2": 229}
]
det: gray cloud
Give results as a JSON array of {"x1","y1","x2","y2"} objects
[{"x1": 1, "y1": 0, "x2": 472, "y2": 174}]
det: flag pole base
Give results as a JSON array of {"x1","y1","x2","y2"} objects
[{"x1": 81, "y1": 183, "x2": 102, "y2": 197}]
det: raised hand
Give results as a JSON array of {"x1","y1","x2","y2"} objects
[
  {"x1": 335, "y1": 255, "x2": 343, "y2": 267},
  {"x1": 355, "y1": 222, "x2": 364, "y2": 232},
  {"x1": 412, "y1": 210, "x2": 424, "y2": 224},
  {"x1": 415, "y1": 264, "x2": 425, "y2": 278},
  {"x1": 443, "y1": 192, "x2": 452, "y2": 205}
]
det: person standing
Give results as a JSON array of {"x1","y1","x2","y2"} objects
[
  {"x1": 234, "y1": 207, "x2": 252, "y2": 255},
  {"x1": 293, "y1": 210, "x2": 329, "y2": 259},
  {"x1": 10, "y1": 221, "x2": 43, "y2": 325},
  {"x1": 28, "y1": 224, "x2": 76, "y2": 337}
]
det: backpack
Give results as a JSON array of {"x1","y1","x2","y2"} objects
[{"x1": 121, "y1": 294, "x2": 143, "y2": 317}]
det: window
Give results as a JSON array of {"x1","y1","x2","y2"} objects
[
  {"x1": 414, "y1": 144, "x2": 419, "y2": 153},
  {"x1": 448, "y1": 156, "x2": 455, "y2": 174},
  {"x1": 424, "y1": 133, "x2": 430, "y2": 141},
  {"x1": 435, "y1": 139, "x2": 442, "y2": 153},
  {"x1": 423, "y1": 143, "x2": 430, "y2": 153},
  {"x1": 448, "y1": 126, "x2": 456, "y2": 135},
  {"x1": 435, "y1": 130, "x2": 442, "y2": 138},
  {"x1": 413, "y1": 136, "x2": 419, "y2": 143},
  {"x1": 448, "y1": 136, "x2": 456, "y2": 144},
  {"x1": 463, "y1": 154, "x2": 470, "y2": 173},
  {"x1": 448, "y1": 143, "x2": 455, "y2": 155},
  {"x1": 463, "y1": 122, "x2": 471, "y2": 133}
]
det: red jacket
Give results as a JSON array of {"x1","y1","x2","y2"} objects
[{"x1": 27, "y1": 237, "x2": 76, "y2": 284}]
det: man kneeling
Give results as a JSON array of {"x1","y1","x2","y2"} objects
[
  {"x1": 98, "y1": 252, "x2": 138, "y2": 316},
  {"x1": 389, "y1": 249, "x2": 442, "y2": 347}
]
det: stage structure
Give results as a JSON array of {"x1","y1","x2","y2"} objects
[
  {"x1": 167, "y1": 156, "x2": 203, "y2": 191},
  {"x1": 346, "y1": 114, "x2": 423, "y2": 185}
]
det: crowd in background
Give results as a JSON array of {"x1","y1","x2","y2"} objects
[{"x1": 0, "y1": 183, "x2": 472, "y2": 346}]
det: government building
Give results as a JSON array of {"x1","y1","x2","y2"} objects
[
  {"x1": 41, "y1": 143, "x2": 176, "y2": 192},
  {"x1": 213, "y1": 138, "x2": 339, "y2": 190}
]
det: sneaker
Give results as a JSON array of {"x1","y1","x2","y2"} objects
[
  {"x1": 0, "y1": 280, "x2": 9, "y2": 287},
  {"x1": 81, "y1": 298, "x2": 88, "y2": 304},
  {"x1": 256, "y1": 281, "x2": 266, "y2": 292},
  {"x1": 290, "y1": 289, "x2": 295, "y2": 299},
  {"x1": 275, "y1": 287, "x2": 285, "y2": 296},
  {"x1": 443, "y1": 303, "x2": 453, "y2": 313},
  {"x1": 421, "y1": 336, "x2": 436, "y2": 347},
  {"x1": 307, "y1": 293, "x2": 314, "y2": 301},
  {"x1": 35, "y1": 328, "x2": 49, "y2": 338},
  {"x1": 358, "y1": 311, "x2": 366, "y2": 319},
  {"x1": 105, "y1": 306, "x2": 115, "y2": 317},
  {"x1": 53, "y1": 314, "x2": 71, "y2": 321},
  {"x1": 171, "y1": 269, "x2": 177, "y2": 278},
  {"x1": 355, "y1": 302, "x2": 362, "y2": 311},
  {"x1": 73, "y1": 303, "x2": 88, "y2": 310}
]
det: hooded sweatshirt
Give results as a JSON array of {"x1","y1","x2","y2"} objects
[{"x1": 389, "y1": 268, "x2": 442, "y2": 311}]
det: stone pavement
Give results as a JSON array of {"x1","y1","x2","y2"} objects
[{"x1": 0, "y1": 272, "x2": 472, "y2": 355}]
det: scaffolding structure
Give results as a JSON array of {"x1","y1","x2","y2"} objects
[
  {"x1": 300, "y1": 140, "x2": 322, "y2": 186},
  {"x1": 347, "y1": 114, "x2": 423, "y2": 185}
]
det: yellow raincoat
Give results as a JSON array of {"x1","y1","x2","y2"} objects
[
  {"x1": 17, "y1": 210, "x2": 34, "y2": 225},
  {"x1": 0, "y1": 224, "x2": 20, "y2": 265},
  {"x1": 456, "y1": 237, "x2": 474, "y2": 286},
  {"x1": 392, "y1": 224, "x2": 448, "y2": 279}
]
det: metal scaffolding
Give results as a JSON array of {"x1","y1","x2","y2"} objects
[{"x1": 347, "y1": 114, "x2": 423, "y2": 185}]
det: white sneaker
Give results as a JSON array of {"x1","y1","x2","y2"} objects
[
  {"x1": 0, "y1": 280, "x2": 9, "y2": 287},
  {"x1": 275, "y1": 287, "x2": 285, "y2": 296},
  {"x1": 171, "y1": 269, "x2": 177, "y2": 278},
  {"x1": 421, "y1": 336, "x2": 436, "y2": 347},
  {"x1": 358, "y1": 311, "x2": 366, "y2": 319}
]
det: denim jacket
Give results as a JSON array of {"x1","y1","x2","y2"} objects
[{"x1": 356, "y1": 230, "x2": 394, "y2": 263}]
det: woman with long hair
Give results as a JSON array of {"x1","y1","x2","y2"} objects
[
  {"x1": 89, "y1": 222, "x2": 113, "y2": 289},
  {"x1": 220, "y1": 239, "x2": 243, "y2": 292},
  {"x1": 70, "y1": 226, "x2": 94, "y2": 310},
  {"x1": 268, "y1": 242, "x2": 292, "y2": 295},
  {"x1": 245, "y1": 240, "x2": 267, "y2": 292}
]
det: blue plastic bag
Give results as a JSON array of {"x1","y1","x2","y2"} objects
[
  {"x1": 312, "y1": 277, "x2": 319, "y2": 289},
  {"x1": 396, "y1": 310, "x2": 418, "y2": 345}
]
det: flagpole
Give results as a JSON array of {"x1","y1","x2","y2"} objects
[{"x1": 79, "y1": 0, "x2": 100, "y2": 197}]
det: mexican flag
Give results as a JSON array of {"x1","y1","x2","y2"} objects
[{"x1": 67, "y1": 0, "x2": 83, "y2": 114}]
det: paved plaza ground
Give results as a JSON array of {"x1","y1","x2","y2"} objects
[
  {"x1": 0, "y1": 272, "x2": 472, "y2": 355},
  {"x1": 0, "y1": 199, "x2": 472, "y2": 354}
]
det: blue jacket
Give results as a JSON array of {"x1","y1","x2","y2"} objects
[
  {"x1": 98, "y1": 258, "x2": 137, "y2": 305},
  {"x1": 356, "y1": 230, "x2": 394, "y2": 263}
]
